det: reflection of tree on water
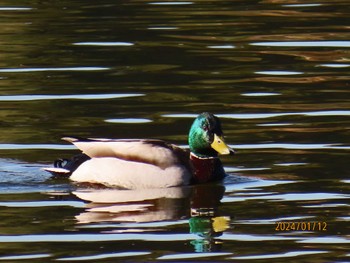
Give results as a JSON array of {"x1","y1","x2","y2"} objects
[
  {"x1": 189, "y1": 184, "x2": 230, "y2": 253},
  {"x1": 72, "y1": 182, "x2": 230, "y2": 253}
]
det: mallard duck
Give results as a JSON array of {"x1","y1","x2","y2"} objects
[{"x1": 44, "y1": 112, "x2": 234, "y2": 189}]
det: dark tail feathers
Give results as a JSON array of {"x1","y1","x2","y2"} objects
[{"x1": 43, "y1": 153, "x2": 90, "y2": 176}]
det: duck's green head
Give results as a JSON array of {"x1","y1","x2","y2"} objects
[{"x1": 188, "y1": 112, "x2": 234, "y2": 158}]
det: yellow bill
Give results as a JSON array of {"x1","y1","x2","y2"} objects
[
  {"x1": 211, "y1": 134, "x2": 234, "y2": 155},
  {"x1": 212, "y1": 216, "x2": 231, "y2": 233}
]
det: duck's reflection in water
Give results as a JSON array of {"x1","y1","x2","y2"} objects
[
  {"x1": 73, "y1": 187, "x2": 192, "y2": 223},
  {"x1": 73, "y1": 183, "x2": 230, "y2": 252},
  {"x1": 189, "y1": 184, "x2": 230, "y2": 252}
]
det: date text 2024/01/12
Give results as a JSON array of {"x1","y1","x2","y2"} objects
[{"x1": 275, "y1": 222, "x2": 327, "y2": 231}]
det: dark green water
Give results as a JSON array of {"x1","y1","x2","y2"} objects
[{"x1": 0, "y1": 0, "x2": 349, "y2": 262}]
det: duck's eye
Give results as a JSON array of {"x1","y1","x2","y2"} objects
[{"x1": 203, "y1": 125, "x2": 209, "y2": 131}]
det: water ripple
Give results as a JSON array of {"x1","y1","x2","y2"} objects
[
  {"x1": 221, "y1": 111, "x2": 350, "y2": 119},
  {"x1": 231, "y1": 250, "x2": 328, "y2": 260},
  {"x1": 148, "y1": 26, "x2": 178, "y2": 30},
  {"x1": 283, "y1": 4, "x2": 322, "y2": 8},
  {"x1": 297, "y1": 237, "x2": 350, "y2": 244},
  {"x1": 319, "y1": 64, "x2": 350, "y2": 68},
  {"x1": 251, "y1": 41, "x2": 350, "y2": 47},
  {"x1": 207, "y1": 45, "x2": 235, "y2": 49},
  {"x1": 56, "y1": 252, "x2": 150, "y2": 261},
  {"x1": 73, "y1": 42, "x2": 134, "y2": 46},
  {"x1": 149, "y1": 2, "x2": 193, "y2": 5},
  {"x1": 0, "y1": 7, "x2": 32, "y2": 11},
  {"x1": 0, "y1": 93, "x2": 143, "y2": 101},
  {"x1": 105, "y1": 118, "x2": 152, "y2": 124},
  {"x1": 0, "y1": 233, "x2": 194, "y2": 242},
  {"x1": 0, "y1": 254, "x2": 51, "y2": 261},
  {"x1": 274, "y1": 162, "x2": 307, "y2": 167},
  {"x1": 0, "y1": 67, "x2": 109, "y2": 73},
  {"x1": 255, "y1": 71, "x2": 303, "y2": 75},
  {"x1": 232, "y1": 143, "x2": 350, "y2": 150},
  {"x1": 163, "y1": 110, "x2": 350, "y2": 120},
  {"x1": 224, "y1": 192, "x2": 350, "y2": 203},
  {"x1": 241, "y1": 92, "x2": 281, "y2": 96},
  {"x1": 158, "y1": 252, "x2": 233, "y2": 260},
  {"x1": 0, "y1": 144, "x2": 74, "y2": 150},
  {"x1": 0, "y1": 201, "x2": 84, "y2": 208},
  {"x1": 221, "y1": 233, "x2": 300, "y2": 241},
  {"x1": 236, "y1": 216, "x2": 314, "y2": 224}
]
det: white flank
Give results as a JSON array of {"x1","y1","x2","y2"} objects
[{"x1": 70, "y1": 157, "x2": 191, "y2": 189}]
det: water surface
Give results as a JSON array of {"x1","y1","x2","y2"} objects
[{"x1": 0, "y1": 0, "x2": 349, "y2": 262}]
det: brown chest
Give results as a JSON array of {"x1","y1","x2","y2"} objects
[{"x1": 190, "y1": 153, "x2": 226, "y2": 184}]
